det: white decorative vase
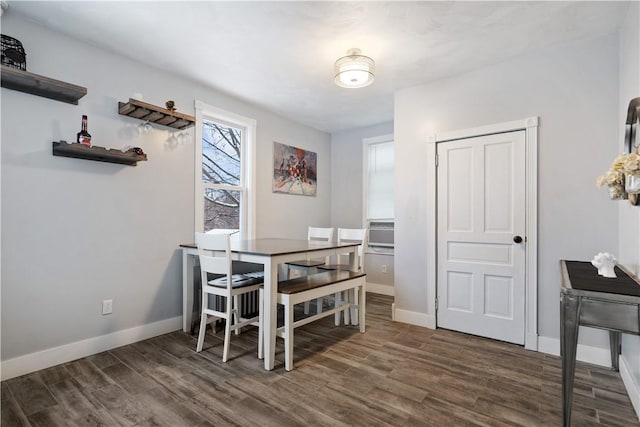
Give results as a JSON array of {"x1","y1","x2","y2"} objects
[
  {"x1": 598, "y1": 265, "x2": 617, "y2": 278},
  {"x1": 625, "y1": 174, "x2": 640, "y2": 194},
  {"x1": 591, "y1": 252, "x2": 617, "y2": 278}
]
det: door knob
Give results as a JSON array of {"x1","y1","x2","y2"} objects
[{"x1": 513, "y1": 235, "x2": 523, "y2": 244}]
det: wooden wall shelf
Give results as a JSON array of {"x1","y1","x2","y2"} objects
[
  {"x1": 118, "y1": 98, "x2": 195, "y2": 130},
  {"x1": 52, "y1": 141, "x2": 147, "y2": 166},
  {"x1": 1, "y1": 65, "x2": 87, "y2": 105}
]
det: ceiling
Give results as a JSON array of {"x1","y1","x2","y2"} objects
[{"x1": 7, "y1": 1, "x2": 630, "y2": 133}]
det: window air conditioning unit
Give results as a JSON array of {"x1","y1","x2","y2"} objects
[{"x1": 368, "y1": 221, "x2": 394, "y2": 248}]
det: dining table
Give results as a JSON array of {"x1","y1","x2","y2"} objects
[{"x1": 180, "y1": 238, "x2": 360, "y2": 371}]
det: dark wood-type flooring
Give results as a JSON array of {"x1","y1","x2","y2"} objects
[{"x1": 2, "y1": 294, "x2": 639, "y2": 426}]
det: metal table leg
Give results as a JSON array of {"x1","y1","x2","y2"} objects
[
  {"x1": 609, "y1": 330, "x2": 621, "y2": 371},
  {"x1": 561, "y1": 293, "x2": 581, "y2": 427}
]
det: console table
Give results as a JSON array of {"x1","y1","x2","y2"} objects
[{"x1": 560, "y1": 260, "x2": 640, "y2": 426}]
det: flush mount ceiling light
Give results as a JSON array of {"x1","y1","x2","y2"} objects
[{"x1": 334, "y1": 48, "x2": 375, "y2": 89}]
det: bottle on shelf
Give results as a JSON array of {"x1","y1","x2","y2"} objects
[{"x1": 77, "y1": 115, "x2": 91, "y2": 147}]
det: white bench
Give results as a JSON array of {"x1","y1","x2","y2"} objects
[{"x1": 274, "y1": 269, "x2": 366, "y2": 371}]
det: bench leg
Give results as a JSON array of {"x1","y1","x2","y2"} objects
[
  {"x1": 342, "y1": 290, "x2": 350, "y2": 325},
  {"x1": 258, "y1": 288, "x2": 264, "y2": 360},
  {"x1": 350, "y1": 288, "x2": 359, "y2": 326},
  {"x1": 284, "y1": 298, "x2": 294, "y2": 371},
  {"x1": 358, "y1": 284, "x2": 366, "y2": 333},
  {"x1": 334, "y1": 289, "x2": 359, "y2": 326}
]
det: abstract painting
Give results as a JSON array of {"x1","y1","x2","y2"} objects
[{"x1": 272, "y1": 142, "x2": 317, "y2": 196}]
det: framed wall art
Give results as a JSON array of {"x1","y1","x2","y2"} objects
[{"x1": 272, "y1": 141, "x2": 317, "y2": 196}]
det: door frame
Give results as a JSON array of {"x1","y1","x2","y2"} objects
[{"x1": 426, "y1": 117, "x2": 539, "y2": 351}]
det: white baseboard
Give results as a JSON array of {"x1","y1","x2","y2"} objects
[
  {"x1": 392, "y1": 307, "x2": 436, "y2": 329},
  {"x1": 525, "y1": 332, "x2": 538, "y2": 352},
  {"x1": 366, "y1": 281, "x2": 394, "y2": 296},
  {"x1": 1, "y1": 316, "x2": 182, "y2": 381},
  {"x1": 620, "y1": 354, "x2": 640, "y2": 421},
  {"x1": 537, "y1": 336, "x2": 612, "y2": 367}
]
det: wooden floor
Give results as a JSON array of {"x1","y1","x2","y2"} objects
[{"x1": 2, "y1": 294, "x2": 639, "y2": 426}]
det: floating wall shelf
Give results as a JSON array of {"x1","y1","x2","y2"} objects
[
  {"x1": 118, "y1": 98, "x2": 195, "y2": 130},
  {"x1": 1, "y1": 65, "x2": 87, "y2": 105},
  {"x1": 52, "y1": 141, "x2": 147, "y2": 166}
]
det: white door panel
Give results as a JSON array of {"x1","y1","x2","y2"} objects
[
  {"x1": 484, "y1": 141, "x2": 514, "y2": 232},
  {"x1": 447, "y1": 242, "x2": 513, "y2": 265},
  {"x1": 446, "y1": 146, "x2": 474, "y2": 232},
  {"x1": 437, "y1": 131, "x2": 526, "y2": 345},
  {"x1": 446, "y1": 271, "x2": 473, "y2": 312},
  {"x1": 484, "y1": 274, "x2": 514, "y2": 319}
]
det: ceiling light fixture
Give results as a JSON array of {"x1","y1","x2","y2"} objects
[{"x1": 334, "y1": 48, "x2": 375, "y2": 89}]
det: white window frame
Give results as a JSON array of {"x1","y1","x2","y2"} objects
[
  {"x1": 362, "y1": 134, "x2": 394, "y2": 225},
  {"x1": 194, "y1": 100, "x2": 256, "y2": 239}
]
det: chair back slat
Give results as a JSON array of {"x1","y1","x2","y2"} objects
[
  {"x1": 206, "y1": 229, "x2": 240, "y2": 241},
  {"x1": 337, "y1": 228, "x2": 368, "y2": 270},
  {"x1": 308, "y1": 227, "x2": 334, "y2": 263},
  {"x1": 308, "y1": 227, "x2": 334, "y2": 242},
  {"x1": 195, "y1": 232, "x2": 233, "y2": 287}
]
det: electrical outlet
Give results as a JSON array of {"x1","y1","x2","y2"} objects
[
  {"x1": 381, "y1": 264, "x2": 388, "y2": 273},
  {"x1": 102, "y1": 299, "x2": 113, "y2": 315}
]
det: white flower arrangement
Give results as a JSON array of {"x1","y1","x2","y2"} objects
[
  {"x1": 597, "y1": 153, "x2": 627, "y2": 199},
  {"x1": 624, "y1": 152, "x2": 640, "y2": 176}
]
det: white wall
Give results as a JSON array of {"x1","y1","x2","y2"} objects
[
  {"x1": 331, "y1": 122, "x2": 394, "y2": 227},
  {"x1": 618, "y1": 1, "x2": 640, "y2": 417},
  {"x1": 1, "y1": 14, "x2": 331, "y2": 368},
  {"x1": 331, "y1": 122, "x2": 395, "y2": 290},
  {"x1": 394, "y1": 34, "x2": 620, "y2": 348}
]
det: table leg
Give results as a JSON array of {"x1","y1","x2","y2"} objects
[
  {"x1": 609, "y1": 330, "x2": 621, "y2": 371},
  {"x1": 182, "y1": 249, "x2": 195, "y2": 333},
  {"x1": 263, "y1": 259, "x2": 277, "y2": 370},
  {"x1": 561, "y1": 293, "x2": 581, "y2": 427},
  {"x1": 343, "y1": 290, "x2": 351, "y2": 325},
  {"x1": 349, "y1": 249, "x2": 359, "y2": 325},
  {"x1": 334, "y1": 292, "x2": 341, "y2": 326},
  {"x1": 359, "y1": 283, "x2": 366, "y2": 333}
]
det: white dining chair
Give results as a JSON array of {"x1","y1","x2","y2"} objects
[
  {"x1": 319, "y1": 227, "x2": 368, "y2": 325},
  {"x1": 285, "y1": 227, "x2": 334, "y2": 314},
  {"x1": 195, "y1": 232, "x2": 263, "y2": 362},
  {"x1": 206, "y1": 227, "x2": 265, "y2": 285}
]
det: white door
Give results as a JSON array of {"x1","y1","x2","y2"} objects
[{"x1": 436, "y1": 131, "x2": 526, "y2": 344}]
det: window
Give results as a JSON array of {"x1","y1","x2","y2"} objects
[
  {"x1": 195, "y1": 101, "x2": 256, "y2": 238},
  {"x1": 363, "y1": 135, "x2": 394, "y2": 220}
]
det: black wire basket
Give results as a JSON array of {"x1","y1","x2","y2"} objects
[{"x1": 1, "y1": 34, "x2": 26, "y2": 71}]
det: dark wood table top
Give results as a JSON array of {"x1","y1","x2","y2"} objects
[
  {"x1": 561, "y1": 260, "x2": 640, "y2": 298},
  {"x1": 278, "y1": 270, "x2": 366, "y2": 294},
  {"x1": 180, "y1": 238, "x2": 358, "y2": 257}
]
